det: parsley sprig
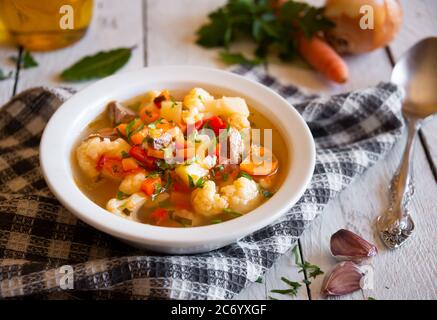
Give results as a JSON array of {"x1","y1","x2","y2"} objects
[{"x1": 196, "y1": 0, "x2": 334, "y2": 65}]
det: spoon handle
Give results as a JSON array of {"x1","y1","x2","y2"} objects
[{"x1": 389, "y1": 117, "x2": 421, "y2": 219}]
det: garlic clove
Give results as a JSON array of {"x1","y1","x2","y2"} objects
[
  {"x1": 321, "y1": 261, "x2": 364, "y2": 296},
  {"x1": 330, "y1": 229, "x2": 378, "y2": 263}
]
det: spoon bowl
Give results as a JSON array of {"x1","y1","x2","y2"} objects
[{"x1": 391, "y1": 37, "x2": 437, "y2": 118}]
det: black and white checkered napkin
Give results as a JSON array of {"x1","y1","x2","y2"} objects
[{"x1": 0, "y1": 66, "x2": 403, "y2": 300}]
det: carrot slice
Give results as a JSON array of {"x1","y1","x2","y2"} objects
[
  {"x1": 240, "y1": 147, "x2": 278, "y2": 176},
  {"x1": 130, "y1": 127, "x2": 148, "y2": 145},
  {"x1": 116, "y1": 123, "x2": 127, "y2": 136},
  {"x1": 147, "y1": 148, "x2": 165, "y2": 159},
  {"x1": 140, "y1": 176, "x2": 162, "y2": 196}
]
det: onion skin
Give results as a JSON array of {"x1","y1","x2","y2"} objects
[{"x1": 324, "y1": 0, "x2": 403, "y2": 54}]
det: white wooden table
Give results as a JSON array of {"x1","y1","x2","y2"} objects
[{"x1": 0, "y1": 0, "x2": 436, "y2": 300}]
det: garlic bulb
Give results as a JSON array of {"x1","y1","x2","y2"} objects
[
  {"x1": 330, "y1": 229, "x2": 378, "y2": 263},
  {"x1": 324, "y1": 0, "x2": 403, "y2": 54}
]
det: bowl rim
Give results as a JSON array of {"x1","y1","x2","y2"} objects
[{"x1": 40, "y1": 65, "x2": 315, "y2": 249}]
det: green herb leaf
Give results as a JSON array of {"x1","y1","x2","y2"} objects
[
  {"x1": 255, "y1": 277, "x2": 263, "y2": 284},
  {"x1": 291, "y1": 245, "x2": 300, "y2": 265},
  {"x1": 195, "y1": 0, "x2": 334, "y2": 68},
  {"x1": 116, "y1": 191, "x2": 126, "y2": 200},
  {"x1": 60, "y1": 47, "x2": 132, "y2": 82},
  {"x1": 125, "y1": 118, "x2": 137, "y2": 140},
  {"x1": 188, "y1": 175, "x2": 195, "y2": 188},
  {"x1": 368, "y1": 296, "x2": 376, "y2": 300},
  {"x1": 10, "y1": 51, "x2": 38, "y2": 69},
  {"x1": 238, "y1": 171, "x2": 253, "y2": 180},
  {"x1": 271, "y1": 276, "x2": 302, "y2": 297},
  {"x1": 22, "y1": 51, "x2": 38, "y2": 69},
  {"x1": 219, "y1": 51, "x2": 263, "y2": 66},
  {"x1": 297, "y1": 261, "x2": 324, "y2": 279},
  {"x1": 121, "y1": 151, "x2": 130, "y2": 159}
]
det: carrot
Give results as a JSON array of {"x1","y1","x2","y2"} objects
[
  {"x1": 139, "y1": 106, "x2": 160, "y2": 123},
  {"x1": 116, "y1": 123, "x2": 127, "y2": 136},
  {"x1": 141, "y1": 176, "x2": 162, "y2": 196},
  {"x1": 147, "y1": 148, "x2": 165, "y2": 159},
  {"x1": 130, "y1": 127, "x2": 148, "y2": 145},
  {"x1": 297, "y1": 34, "x2": 349, "y2": 84},
  {"x1": 240, "y1": 147, "x2": 278, "y2": 176},
  {"x1": 121, "y1": 158, "x2": 139, "y2": 171}
]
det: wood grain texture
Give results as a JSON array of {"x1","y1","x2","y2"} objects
[
  {"x1": 301, "y1": 136, "x2": 437, "y2": 300},
  {"x1": 14, "y1": 0, "x2": 144, "y2": 94},
  {"x1": 389, "y1": 0, "x2": 437, "y2": 172},
  {"x1": 146, "y1": 0, "x2": 437, "y2": 300},
  {"x1": 1, "y1": 0, "x2": 435, "y2": 300}
]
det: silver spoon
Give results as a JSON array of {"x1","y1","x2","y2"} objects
[{"x1": 377, "y1": 37, "x2": 437, "y2": 249}]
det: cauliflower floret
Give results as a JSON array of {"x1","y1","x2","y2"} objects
[
  {"x1": 106, "y1": 192, "x2": 147, "y2": 220},
  {"x1": 119, "y1": 172, "x2": 146, "y2": 195},
  {"x1": 183, "y1": 88, "x2": 214, "y2": 111},
  {"x1": 76, "y1": 137, "x2": 131, "y2": 179},
  {"x1": 220, "y1": 177, "x2": 261, "y2": 214},
  {"x1": 228, "y1": 114, "x2": 251, "y2": 131},
  {"x1": 182, "y1": 106, "x2": 204, "y2": 125},
  {"x1": 191, "y1": 181, "x2": 228, "y2": 216}
]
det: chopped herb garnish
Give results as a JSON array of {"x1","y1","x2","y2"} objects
[
  {"x1": 261, "y1": 188, "x2": 274, "y2": 198},
  {"x1": 255, "y1": 277, "x2": 263, "y2": 284},
  {"x1": 188, "y1": 175, "x2": 195, "y2": 188},
  {"x1": 271, "y1": 277, "x2": 301, "y2": 297},
  {"x1": 116, "y1": 191, "x2": 126, "y2": 200},
  {"x1": 223, "y1": 208, "x2": 242, "y2": 217},
  {"x1": 368, "y1": 297, "x2": 376, "y2": 300},
  {"x1": 122, "y1": 208, "x2": 131, "y2": 215},
  {"x1": 121, "y1": 151, "x2": 130, "y2": 158},
  {"x1": 211, "y1": 219, "x2": 222, "y2": 224},
  {"x1": 126, "y1": 123, "x2": 144, "y2": 140},
  {"x1": 297, "y1": 261, "x2": 324, "y2": 279},
  {"x1": 125, "y1": 118, "x2": 137, "y2": 139},
  {"x1": 238, "y1": 171, "x2": 253, "y2": 180},
  {"x1": 223, "y1": 172, "x2": 229, "y2": 181}
]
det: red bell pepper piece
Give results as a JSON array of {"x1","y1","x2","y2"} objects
[
  {"x1": 150, "y1": 208, "x2": 169, "y2": 225},
  {"x1": 129, "y1": 146, "x2": 157, "y2": 170}
]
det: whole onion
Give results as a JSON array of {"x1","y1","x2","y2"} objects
[{"x1": 324, "y1": 0, "x2": 403, "y2": 54}]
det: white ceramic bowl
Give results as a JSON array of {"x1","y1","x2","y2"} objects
[{"x1": 40, "y1": 66, "x2": 315, "y2": 254}]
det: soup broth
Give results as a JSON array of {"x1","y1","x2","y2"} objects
[{"x1": 72, "y1": 88, "x2": 288, "y2": 227}]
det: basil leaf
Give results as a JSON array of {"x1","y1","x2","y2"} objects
[{"x1": 60, "y1": 47, "x2": 132, "y2": 82}]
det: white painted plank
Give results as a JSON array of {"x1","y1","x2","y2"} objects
[
  {"x1": 148, "y1": 0, "x2": 309, "y2": 300},
  {"x1": 15, "y1": 0, "x2": 144, "y2": 93},
  {"x1": 389, "y1": 0, "x2": 437, "y2": 170},
  {"x1": 147, "y1": 0, "x2": 437, "y2": 300},
  {"x1": 0, "y1": 43, "x2": 17, "y2": 105},
  {"x1": 301, "y1": 136, "x2": 437, "y2": 300}
]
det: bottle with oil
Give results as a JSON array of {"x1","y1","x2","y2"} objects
[{"x1": 0, "y1": 0, "x2": 93, "y2": 51}]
